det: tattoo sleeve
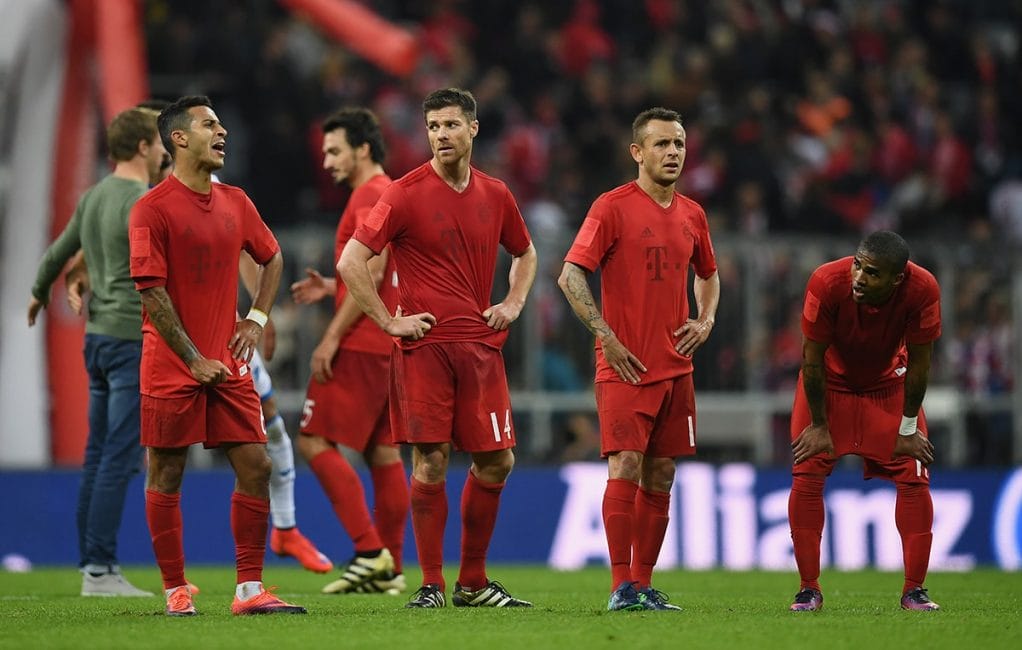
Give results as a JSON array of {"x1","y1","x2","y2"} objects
[
  {"x1": 140, "y1": 287, "x2": 201, "y2": 364},
  {"x1": 559, "y1": 263, "x2": 611, "y2": 339}
]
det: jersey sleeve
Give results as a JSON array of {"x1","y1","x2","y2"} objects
[
  {"x1": 241, "y1": 195, "x2": 280, "y2": 264},
  {"x1": 800, "y1": 267, "x2": 836, "y2": 344},
  {"x1": 499, "y1": 185, "x2": 532, "y2": 256},
  {"x1": 905, "y1": 272, "x2": 942, "y2": 344},
  {"x1": 31, "y1": 196, "x2": 85, "y2": 303},
  {"x1": 354, "y1": 182, "x2": 404, "y2": 254},
  {"x1": 129, "y1": 201, "x2": 168, "y2": 290},
  {"x1": 690, "y1": 206, "x2": 718, "y2": 279},
  {"x1": 563, "y1": 195, "x2": 616, "y2": 272}
]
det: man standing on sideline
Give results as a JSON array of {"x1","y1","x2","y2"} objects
[
  {"x1": 559, "y1": 107, "x2": 719, "y2": 612},
  {"x1": 788, "y1": 231, "x2": 941, "y2": 612},
  {"x1": 339, "y1": 88, "x2": 537, "y2": 608},
  {"x1": 130, "y1": 95, "x2": 305, "y2": 617},
  {"x1": 290, "y1": 107, "x2": 409, "y2": 595},
  {"x1": 28, "y1": 108, "x2": 166, "y2": 597}
]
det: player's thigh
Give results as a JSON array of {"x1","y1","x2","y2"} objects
[
  {"x1": 595, "y1": 381, "x2": 665, "y2": 457},
  {"x1": 859, "y1": 385, "x2": 931, "y2": 485},
  {"x1": 451, "y1": 343, "x2": 515, "y2": 453},
  {"x1": 391, "y1": 344, "x2": 456, "y2": 445},
  {"x1": 649, "y1": 373, "x2": 697, "y2": 458},
  {"x1": 140, "y1": 391, "x2": 207, "y2": 448},
  {"x1": 206, "y1": 381, "x2": 266, "y2": 448},
  {"x1": 300, "y1": 350, "x2": 390, "y2": 449}
]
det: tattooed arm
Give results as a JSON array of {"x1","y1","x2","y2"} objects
[
  {"x1": 140, "y1": 286, "x2": 230, "y2": 386},
  {"x1": 557, "y1": 261, "x2": 646, "y2": 384},
  {"x1": 791, "y1": 337, "x2": 834, "y2": 464}
]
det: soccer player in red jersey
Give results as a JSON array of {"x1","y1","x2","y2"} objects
[
  {"x1": 788, "y1": 230, "x2": 942, "y2": 612},
  {"x1": 129, "y1": 95, "x2": 305, "y2": 617},
  {"x1": 559, "y1": 108, "x2": 719, "y2": 612},
  {"x1": 289, "y1": 107, "x2": 409, "y2": 595},
  {"x1": 339, "y1": 88, "x2": 538, "y2": 608}
]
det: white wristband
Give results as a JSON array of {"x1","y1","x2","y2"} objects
[
  {"x1": 898, "y1": 415, "x2": 918, "y2": 437},
  {"x1": 245, "y1": 308, "x2": 268, "y2": 328}
]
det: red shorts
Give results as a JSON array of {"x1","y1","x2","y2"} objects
[
  {"x1": 595, "y1": 374, "x2": 697, "y2": 458},
  {"x1": 791, "y1": 377, "x2": 930, "y2": 485},
  {"x1": 299, "y1": 349, "x2": 394, "y2": 451},
  {"x1": 390, "y1": 342, "x2": 515, "y2": 452},
  {"x1": 141, "y1": 380, "x2": 265, "y2": 449}
]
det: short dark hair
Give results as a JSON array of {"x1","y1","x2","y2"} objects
[
  {"x1": 107, "y1": 108, "x2": 158, "y2": 162},
  {"x1": 632, "y1": 107, "x2": 682, "y2": 145},
  {"x1": 322, "y1": 107, "x2": 387, "y2": 164},
  {"x1": 858, "y1": 231, "x2": 910, "y2": 272},
  {"x1": 422, "y1": 88, "x2": 477, "y2": 122},
  {"x1": 158, "y1": 95, "x2": 213, "y2": 157}
]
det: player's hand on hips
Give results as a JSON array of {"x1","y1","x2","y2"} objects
[
  {"x1": 892, "y1": 431, "x2": 934, "y2": 465},
  {"x1": 602, "y1": 333, "x2": 647, "y2": 384},
  {"x1": 674, "y1": 318, "x2": 713, "y2": 357},
  {"x1": 291, "y1": 268, "x2": 328, "y2": 304},
  {"x1": 482, "y1": 300, "x2": 523, "y2": 331},
  {"x1": 311, "y1": 337, "x2": 339, "y2": 383},
  {"x1": 188, "y1": 357, "x2": 232, "y2": 386},
  {"x1": 27, "y1": 296, "x2": 44, "y2": 327},
  {"x1": 230, "y1": 319, "x2": 263, "y2": 362},
  {"x1": 792, "y1": 423, "x2": 834, "y2": 464},
  {"x1": 385, "y1": 306, "x2": 437, "y2": 341}
]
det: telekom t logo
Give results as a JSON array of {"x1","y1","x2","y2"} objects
[{"x1": 645, "y1": 246, "x2": 680, "y2": 281}]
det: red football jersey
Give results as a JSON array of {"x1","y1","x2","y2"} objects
[
  {"x1": 354, "y1": 162, "x2": 532, "y2": 349},
  {"x1": 130, "y1": 175, "x2": 280, "y2": 397},
  {"x1": 801, "y1": 256, "x2": 942, "y2": 392},
  {"x1": 333, "y1": 173, "x2": 396, "y2": 355},
  {"x1": 564, "y1": 182, "x2": 718, "y2": 384}
]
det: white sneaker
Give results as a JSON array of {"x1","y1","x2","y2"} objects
[
  {"x1": 354, "y1": 572, "x2": 407, "y2": 595},
  {"x1": 81, "y1": 572, "x2": 155, "y2": 597},
  {"x1": 321, "y1": 548, "x2": 395, "y2": 594}
]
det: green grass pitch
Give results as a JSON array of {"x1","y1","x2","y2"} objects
[{"x1": 1, "y1": 566, "x2": 1019, "y2": 649}]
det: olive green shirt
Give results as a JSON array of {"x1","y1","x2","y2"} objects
[{"x1": 31, "y1": 175, "x2": 147, "y2": 341}]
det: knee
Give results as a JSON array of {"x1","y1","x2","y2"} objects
[
  {"x1": 296, "y1": 433, "x2": 326, "y2": 461},
  {"x1": 147, "y1": 458, "x2": 185, "y2": 492},
  {"x1": 473, "y1": 449, "x2": 514, "y2": 483},
  {"x1": 367, "y1": 444, "x2": 401, "y2": 467},
  {"x1": 643, "y1": 458, "x2": 675, "y2": 492},
  {"x1": 249, "y1": 452, "x2": 273, "y2": 484},
  {"x1": 413, "y1": 450, "x2": 448, "y2": 483},
  {"x1": 608, "y1": 451, "x2": 642, "y2": 482}
]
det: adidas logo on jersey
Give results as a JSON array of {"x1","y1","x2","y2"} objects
[{"x1": 640, "y1": 227, "x2": 654, "y2": 238}]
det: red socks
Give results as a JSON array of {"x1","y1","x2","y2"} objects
[
  {"x1": 896, "y1": 483, "x2": 933, "y2": 594},
  {"x1": 146, "y1": 489, "x2": 185, "y2": 590},
  {"x1": 370, "y1": 461, "x2": 410, "y2": 573},
  {"x1": 631, "y1": 488, "x2": 670, "y2": 588},
  {"x1": 603, "y1": 479, "x2": 639, "y2": 589},
  {"x1": 788, "y1": 475, "x2": 826, "y2": 592},
  {"x1": 231, "y1": 491, "x2": 269, "y2": 585},
  {"x1": 410, "y1": 478, "x2": 447, "y2": 589},
  {"x1": 457, "y1": 472, "x2": 504, "y2": 590},
  {"x1": 309, "y1": 449, "x2": 384, "y2": 551}
]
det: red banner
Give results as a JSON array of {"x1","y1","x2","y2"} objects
[{"x1": 279, "y1": 0, "x2": 419, "y2": 77}]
